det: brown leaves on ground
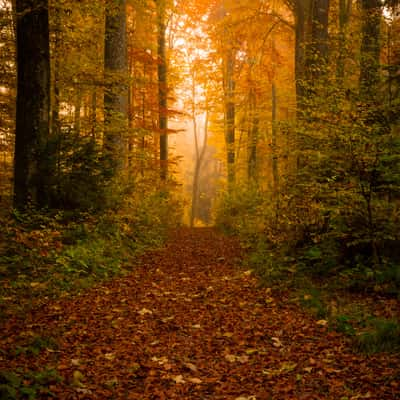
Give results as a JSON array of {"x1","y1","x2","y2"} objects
[{"x1": 1, "y1": 228, "x2": 399, "y2": 399}]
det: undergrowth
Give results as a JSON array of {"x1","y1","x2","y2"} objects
[
  {"x1": 215, "y1": 184, "x2": 400, "y2": 354},
  {"x1": 0, "y1": 182, "x2": 182, "y2": 320},
  {"x1": 0, "y1": 368, "x2": 62, "y2": 400}
]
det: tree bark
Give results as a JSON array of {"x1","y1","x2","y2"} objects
[
  {"x1": 305, "y1": 0, "x2": 330, "y2": 85},
  {"x1": 271, "y1": 82, "x2": 279, "y2": 194},
  {"x1": 247, "y1": 87, "x2": 258, "y2": 182},
  {"x1": 104, "y1": 0, "x2": 128, "y2": 175},
  {"x1": 359, "y1": 0, "x2": 381, "y2": 100},
  {"x1": 14, "y1": 0, "x2": 52, "y2": 209},
  {"x1": 156, "y1": 0, "x2": 168, "y2": 181},
  {"x1": 336, "y1": 0, "x2": 352, "y2": 83},
  {"x1": 224, "y1": 47, "x2": 235, "y2": 189},
  {"x1": 294, "y1": 0, "x2": 307, "y2": 110},
  {"x1": 190, "y1": 110, "x2": 208, "y2": 228}
]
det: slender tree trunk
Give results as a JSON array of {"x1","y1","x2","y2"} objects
[
  {"x1": 104, "y1": 0, "x2": 128, "y2": 175},
  {"x1": 271, "y1": 82, "x2": 279, "y2": 194},
  {"x1": 156, "y1": 0, "x2": 168, "y2": 181},
  {"x1": 91, "y1": 90, "x2": 97, "y2": 139},
  {"x1": 224, "y1": 48, "x2": 235, "y2": 189},
  {"x1": 190, "y1": 110, "x2": 208, "y2": 228},
  {"x1": 14, "y1": 0, "x2": 52, "y2": 209},
  {"x1": 74, "y1": 88, "x2": 82, "y2": 136},
  {"x1": 247, "y1": 87, "x2": 258, "y2": 182},
  {"x1": 294, "y1": 0, "x2": 307, "y2": 110}
]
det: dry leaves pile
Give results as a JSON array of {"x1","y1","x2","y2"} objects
[{"x1": 1, "y1": 228, "x2": 399, "y2": 399}]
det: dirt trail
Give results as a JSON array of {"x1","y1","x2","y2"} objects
[{"x1": 2, "y1": 228, "x2": 399, "y2": 399}]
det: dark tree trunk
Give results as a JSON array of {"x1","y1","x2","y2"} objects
[
  {"x1": 294, "y1": 0, "x2": 307, "y2": 110},
  {"x1": 336, "y1": 0, "x2": 352, "y2": 83},
  {"x1": 359, "y1": 0, "x2": 381, "y2": 100},
  {"x1": 157, "y1": 0, "x2": 168, "y2": 181},
  {"x1": 305, "y1": 0, "x2": 330, "y2": 84},
  {"x1": 104, "y1": 0, "x2": 128, "y2": 175},
  {"x1": 14, "y1": 0, "x2": 52, "y2": 209}
]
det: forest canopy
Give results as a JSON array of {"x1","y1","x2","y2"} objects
[{"x1": 0, "y1": 0, "x2": 399, "y2": 292}]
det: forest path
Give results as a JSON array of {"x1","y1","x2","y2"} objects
[{"x1": 2, "y1": 228, "x2": 399, "y2": 399}]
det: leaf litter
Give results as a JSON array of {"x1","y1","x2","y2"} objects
[{"x1": 1, "y1": 227, "x2": 399, "y2": 399}]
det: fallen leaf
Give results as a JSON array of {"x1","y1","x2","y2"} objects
[
  {"x1": 173, "y1": 375, "x2": 185, "y2": 384},
  {"x1": 104, "y1": 353, "x2": 115, "y2": 361},
  {"x1": 184, "y1": 362, "x2": 198, "y2": 372},
  {"x1": 225, "y1": 354, "x2": 236, "y2": 362},
  {"x1": 138, "y1": 308, "x2": 153, "y2": 316},
  {"x1": 72, "y1": 370, "x2": 85, "y2": 387},
  {"x1": 188, "y1": 377, "x2": 202, "y2": 384},
  {"x1": 235, "y1": 397, "x2": 257, "y2": 400},
  {"x1": 271, "y1": 337, "x2": 283, "y2": 347}
]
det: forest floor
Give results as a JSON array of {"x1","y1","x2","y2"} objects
[{"x1": 1, "y1": 228, "x2": 400, "y2": 399}]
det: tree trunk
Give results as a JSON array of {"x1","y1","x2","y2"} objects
[
  {"x1": 104, "y1": 0, "x2": 128, "y2": 175},
  {"x1": 247, "y1": 87, "x2": 258, "y2": 182},
  {"x1": 359, "y1": 0, "x2": 381, "y2": 100},
  {"x1": 91, "y1": 90, "x2": 97, "y2": 139},
  {"x1": 305, "y1": 0, "x2": 330, "y2": 85},
  {"x1": 294, "y1": 0, "x2": 307, "y2": 110},
  {"x1": 271, "y1": 82, "x2": 279, "y2": 194},
  {"x1": 336, "y1": 0, "x2": 352, "y2": 83},
  {"x1": 74, "y1": 88, "x2": 82, "y2": 136},
  {"x1": 14, "y1": 0, "x2": 52, "y2": 209},
  {"x1": 156, "y1": 0, "x2": 168, "y2": 181},
  {"x1": 225, "y1": 47, "x2": 235, "y2": 189},
  {"x1": 190, "y1": 110, "x2": 208, "y2": 228}
]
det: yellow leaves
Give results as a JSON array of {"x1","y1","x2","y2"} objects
[
  {"x1": 271, "y1": 337, "x2": 283, "y2": 347},
  {"x1": 244, "y1": 348, "x2": 258, "y2": 355},
  {"x1": 138, "y1": 308, "x2": 153, "y2": 316},
  {"x1": 29, "y1": 281, "x2": 47, "y2": 290},
  {"x1": 151, "y1": 356, "x2": 169, "y2": 365},
  {"x1": 72, "y1": 370, "x2": 85, "y2": 387},
  {"x1": 184, "y1": 362, "x2": 198, "y2": 372},
  {"x1": 172, "y1": 375, "x2": 202, "y2": 384},
  {"x1": 187, "y1": 377, "x2": 202, "y2": 384},
  {"x1": 104, "y1": 353, "x2": 116, "y2": 361},
  {"x1": 225, "y1": 353, "x2": 249, "y2": 363},
  {"x1": 316, "y1": 319, "x2": 328, "y2": 326},
  {"x1": 235, "y1": 396, "x2": 257, "y2": 400},
  {"x1": 263, "y1": 361, "x2": 297, "y2": 378}
]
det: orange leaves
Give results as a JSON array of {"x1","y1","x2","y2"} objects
[{"x1": 1, "y1": 228, "x2": 399, "y2": 399}]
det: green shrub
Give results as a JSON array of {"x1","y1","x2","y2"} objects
[
  {"x1": 0, "y1": 369, "x2": 62, "y2": 400},
  {"x1": 356, "y1": 318, "x2": 400, "y2": 354}
]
